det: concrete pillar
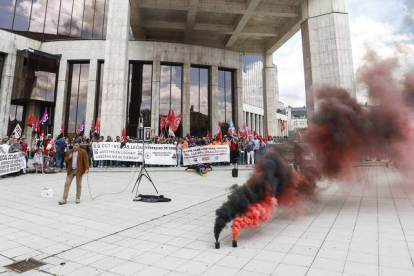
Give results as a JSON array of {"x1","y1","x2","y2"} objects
[
  {"x1": 263, "y1": 53, "x2": 278, "y2": 136},
  {"x1": 85, "y1": 59, "x2": 98, "y2": 135},
  {"x1": 210, "y1": 66, "x2": 218, "y2": 135},
  {"x1": 100, "y1": 0, "x2": 130, "y2": 137},
  {"x1": 182, "y1": 62, "x2": 191, "y2": 136},
  {"x1": 53, "y1": 60, "x2": 69, "y2": 135},
  {"x1": 151, "y1": 59, "x2": 160, "y2": 135},
  {"x1": 0, "y1": 53, "x2": 16, "y2": 137},
  {"x1": 252, "y1": 113, "x2": 256, "y2": 133},
  {"x1": 301, "y1": 0, "x2": 355, "y2": 119},
  {"x1": 234, "y1": 67, "x2": 243, "y2": 129}
]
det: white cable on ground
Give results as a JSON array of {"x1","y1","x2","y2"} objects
[{"x1": 86, "y1": 166, "x2": 141, "y2": 201}]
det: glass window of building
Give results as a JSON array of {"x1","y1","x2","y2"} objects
[
  {"x1": 127, "y1": 63, "x2": 152, "y2": 137},
  {"x1": 242, "y1": 55, "x2": 264, "y2": 109},
  {"x1": 0, "y1": 0, "x2": 108, "y2": 40},
  {"x1": 218, "y1": 69, "x2": 233, "y2": 135},
  {"x1": 12, "y1": 49, "x2": 60, "y2": 103},
  {"x1": 94, "y1": 61, "x2": 104, "y2": 123},
  {"x1": 160, "y1": 64, "x2": 182, "y2": 134},
  {"x1": 7, "y1": 104, "x2": 24, "y2": 136},
  {"x1": 190, "y1": 67, "x2": 209, "y2": 137},
  {"x1": 66, "y1": 63, "x2": 89, "y2": 134}
]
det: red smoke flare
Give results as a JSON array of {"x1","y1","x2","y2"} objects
[{"x1": 231, "y1": 196, "x2": 277, "y2": 240}]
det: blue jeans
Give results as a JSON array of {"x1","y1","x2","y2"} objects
[
  {"x1": 239, "y1": 151, "x2": 245, "y2": 164},
  {"x1": 55, "y1": 152, "x2": 62, "y2": 168},
  {"x1": 98, "y1": 160, "x2": 104, "y2": 167},
  {"x1": 177, "y1": 151, "x2": 182, "y2": 166}
]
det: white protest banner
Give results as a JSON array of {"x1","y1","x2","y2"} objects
[
  {"x1": 0, "y1": 153, "x2": 25, "y2": 176},
  {"x1": 144, "y1": 144, "x2": 177, "y2": 165},
  {"x1": 92, "y1": 142, "x2": 143, "y2": 162},
  {"x1": 12, "y1": 124, "x2": 22, "y2": 138},
  {"x1": 182, "y1": 145, "x2": 230, "y2": 166}
]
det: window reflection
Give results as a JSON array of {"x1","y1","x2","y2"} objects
[
  {"x1": 7, "y1": 104, "x2": 25, "y2": 136},
  {"x1": 0, "y1": 0, "x2": 108, "y2": 40},
  {"x1": 127, "y1": 63, "x2": 152, "y2": 137},
  {"x1": 66, "y1": 63, "x2": 90, "y2": 134},
  {"x1": 12, "y1": 50, "x2": 59, "y2": 103},
  {"x1": 218, "y1": 69, "x2": 233, "y2": 135},
  {"x1": 242, "y1": 55, "x2": 264, "y2": 109},
  {"x1": 160, "y1": 64, "x2": 182, "y2": 135},
  {"x1": 94, "y1": 61, "x2": 104, "y2": 122},
  {"x1": 190, "y1": 67, "x2": 209, "y2": 137}
]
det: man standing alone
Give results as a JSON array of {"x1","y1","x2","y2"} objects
[{"x1": 59, "y1": 140, "x2": 89, "y2": 205}]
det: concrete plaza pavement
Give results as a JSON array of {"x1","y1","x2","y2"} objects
[{"x1": 1, "y1": 166, "x2": 414, "y2": 275}]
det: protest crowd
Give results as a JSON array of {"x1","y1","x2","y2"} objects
[
  {"x1": 0, "y1": 132, "x2": 279, "y2": 174},
  {"x1": 0, "y1": 108, "x2": 286, "y2": 178}
]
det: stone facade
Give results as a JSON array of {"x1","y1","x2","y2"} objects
[
  {"x1": 0, "y1": 0, "x2": 356, "y2": 139},
  {"x1": 301, "y1": 0, "x2": 356, "y2": 119}
]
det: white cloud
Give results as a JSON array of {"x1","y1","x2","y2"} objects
[
  {"x1": 271, "y1": 5, "x2": 414, "y2": 107},
  {"x1": 272, "y1": 31, "x2": 306, "y2": 108},
  {"x1": 349, "y1": 15, "x2": 414, "y2": 104}
]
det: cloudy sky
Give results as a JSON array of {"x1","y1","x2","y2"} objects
[{"x1": 273, "y1": 0, "x2": 414, "y2": 107}]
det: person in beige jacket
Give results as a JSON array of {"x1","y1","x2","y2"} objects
[{"x1": 59, "y1": 140, "x2": 89, "y2": 205}]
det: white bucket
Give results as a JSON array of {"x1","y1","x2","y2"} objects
[{"x1": 41, "y1": 188, "x2": 54, "y2": 197}]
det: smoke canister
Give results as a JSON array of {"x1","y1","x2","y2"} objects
[
  {"x1": 232, "y1": 240, "x2": 237, "y2": 247},
  {"x1": 215, "y1": 241, "x2": 220, "y2": 249}
]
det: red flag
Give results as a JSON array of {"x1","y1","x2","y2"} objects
[
  {"x1": 32, "y1": 117, "x2": 40, "y2": 137},
  {"x1": 60, "y1": 124, "x2": 64, "y2": 135},
  {"x1": 26, "y1": 114, "x2": 35, "y2": 127},
  {"x1": 266, "y1": 128, "x2": 269, "y2": 141},
  {"x1": 94, "y1": 118, "x2": 100, "y2": 135},
  {"x1": 121, "y1": 128, "x2": 127, "y2": 148},
  {"x1": 281, "y1": 120, "x2": 285, "y2": 132},
  {"x1": 217, "y1": 122, "x2": 222, "y2": 141},
  {"x1": 122, "y1": 128, "x2": 127, "y2": 142},
  {"x1": 166, "y1": 109, "x2": 175, "y2": 127},
  {"x1": 160, "y1": 114, "x2": 166, "y2": 131},
  {"x1": 170, "y1": 113, "x2": 182, "y2": 132}
]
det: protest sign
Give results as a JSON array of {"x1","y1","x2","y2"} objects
[
  {"x1": 0, "y1": 153, "x2": 25, "y2": 176},
  {"x1": 182, "y1": 145, "x2": 230, "y2": 166},
  {"x1": 143, "y1": 144, "x2": 177, "y2": 165},
  {"x1": 92, "y1": 143, "x2": 178, "y2": 165},
  {"x1": 92, "y1": 142, "x2": 143, "y2": 162}
]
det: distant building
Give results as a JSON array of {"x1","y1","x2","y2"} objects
[{"x1": 287, "y1": 107, "x2": 308, "y2": 131}]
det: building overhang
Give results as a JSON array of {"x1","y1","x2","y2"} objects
[{"x1": 130, "y1": 0, "x2": 302, "y2": 54}]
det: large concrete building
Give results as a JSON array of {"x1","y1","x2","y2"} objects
[{"x1": 0, "y1": 0, "x2": 355, "y2": 139}]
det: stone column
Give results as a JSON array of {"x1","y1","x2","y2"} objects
[
  {"x1": 210, "y1": 66, "x2": 219, "y2": 135},
  {"x1": 301, "y1": 0, "x2": 355, "y2": 119},
  {"x1": 53, "y1": 60, "x2": 69, "y2": 135},
  {"x1": 85, "y1": 60, "x2": 98, "y2": 135},
  {"x1": 100, "y1": 0, "x2": 130, "y2": 137},
  {"x1": 182, "y1": 62, "x2": 191, "y2": 136},
  {"x1": 234, "y1": 67, "x2": 243, "y2": 130},
  {"x1": 0, "y1": 53, "x2": 16, "y2": 137},
  {"x1": 151, "y1": 59, "x2": 160, "y2": 135},
  {"x1": 263, "y1": 53, "x2": 278, "y2": 136}
]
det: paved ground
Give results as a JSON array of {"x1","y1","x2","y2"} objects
[{"x1": 1, "y1": 166, "x2": 414, "y2": 276}]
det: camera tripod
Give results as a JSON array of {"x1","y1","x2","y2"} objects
[{"x1": 131, "y1": 143, "x2": 159, "y2": 197}]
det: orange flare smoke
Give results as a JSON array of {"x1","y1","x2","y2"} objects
[{"x1": 231, "y1": 196, "x2": 277, "y2": 240}]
